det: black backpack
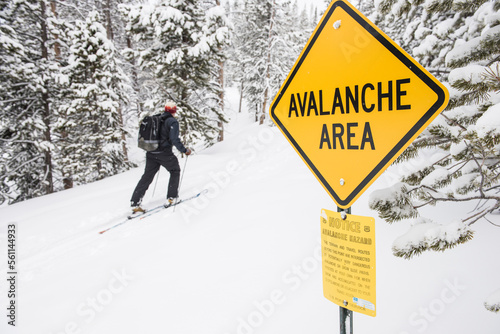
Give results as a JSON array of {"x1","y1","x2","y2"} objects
[{"x1": 138, "y1": 114, "x2": 164, "y2": 151}]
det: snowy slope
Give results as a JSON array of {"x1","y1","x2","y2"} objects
[{"x1": 1, "y1": 89, "x2": 499, "y2": 334}]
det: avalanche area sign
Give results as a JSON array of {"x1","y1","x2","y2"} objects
[{"x1": 269, "y1": 0, "x2": 449, "y2": 209}]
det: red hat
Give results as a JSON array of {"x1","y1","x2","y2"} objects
[{"x1": 165, "y1": 101, "x2": 177, "y2": 113}]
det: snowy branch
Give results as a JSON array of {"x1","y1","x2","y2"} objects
[
  {"x1": 392, "y1": 218, "x2": 474, "y2": 259},
  {"x1": 485, "y1": 289, "x2": 500, "y2": 313}
]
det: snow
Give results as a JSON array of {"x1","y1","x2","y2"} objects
[
  {"x1": 475, "y1": 103, "x2": 500, "y2": 138},
  {"x1": 445, "y1": 37, "x2": 481, "y2": 66},
  {"x1": 420, "y1": 167, "x2": 450, "y2": 187},
  {"x1": 449, "y1": 140, "x2": 468, "y2": 157},
  {"x1": 448, "y1": 64, "x2": 487, "y2": 85},
  {"x1": 434, "y1": 15, "x2": 459, "y2": 38},
  {"x1": 413, "y1": 34, "x2": 439, "y2": 57},
  {"x1": 0, "y1": 88, "x2": 499, "y2": 333},
  {"x1": 392, "y1": 218, "x2": 472, "y2": 255}
]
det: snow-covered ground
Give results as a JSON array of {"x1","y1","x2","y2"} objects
[{"x1": 0, "y1": 88, "x2": 499, "y2": 334}]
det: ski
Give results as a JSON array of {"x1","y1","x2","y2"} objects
[{"x1": 98, "y1": 189, "x2": 207, "y2": 234}]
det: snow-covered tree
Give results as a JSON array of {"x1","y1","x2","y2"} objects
[
  {"x1": 201, "y1": 0, "x2": 229, "y2": 142},
  {"x1": 56, "y1": 11, "x2": 131, "y2": 185},
  {"x1": 223, "y1": 0, "x2": 246, "y2": 112},
  {"x1": 238, "y1": 0, "x2": 311, "y2": 124},
  {"x1": 124, "y1": 0, "x2": 229, "y2": 145},
  {"x1": 0, "y1": 0, "x2": 64, "y2": 203},
  {"x1": 369, "y1": 0, "x2": 500, "y2": 313},
  {"x1": 374, "y1": 0, "x2": 457, "y2": 82}
]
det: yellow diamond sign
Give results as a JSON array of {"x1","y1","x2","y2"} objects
[{"x1": 270, "y1": 0, "x2": 449, "y2": 208}]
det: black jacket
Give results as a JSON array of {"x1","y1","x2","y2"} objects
[{"x1": 154, "y1": 112, "x2": 187, "y2": 154}]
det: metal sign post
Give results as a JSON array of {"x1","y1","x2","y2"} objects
[{"x1": 338, "y1": 206, "x2": 353, "y2": 334}]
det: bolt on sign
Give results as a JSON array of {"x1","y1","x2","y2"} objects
[
  {"x1": 269, "y1": 0, "x2": 449, "y2": 209},
  {"x1": 321, "y1": 209, "x2": 376, "y2": 317}
]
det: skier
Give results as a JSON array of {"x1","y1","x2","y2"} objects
[{"x1": 130, "y1": 101, "x2": 192, "y2": 215}]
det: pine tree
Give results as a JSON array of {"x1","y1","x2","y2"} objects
[
  {"x1": 56, "y1": 11, "x2": 131, "y2": 185},
  {"x1": 374, "y1": 0, "x2": 455, "y2": 81},
  {"x1": 224, "y1": 0, "x2": 247, "y2": 113},
  {"x1": 368, "y1": 0, "x2": 500, "y2": 313},
  {"x1": 200, "y1": 0, "x2": 229, "y2": 142},
  {"x1": 239, "y1": 0, "x2": 273, "y2": 122},
  {"x1": 238, "y1": 0, "x2": 311, "y2": 124},
  {"x1": 0, "y1": 0, "x2": 63, "y2": 203},
  {"x1": 124, "y1": 0, "x2": 230, "y2": 145}
]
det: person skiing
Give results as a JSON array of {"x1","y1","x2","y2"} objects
[{"x1": 130, "y1": 101, "x2": 191, "y2": 215}]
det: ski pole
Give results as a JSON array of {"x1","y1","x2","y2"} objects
[
  {"x1": 179, "y1": 155, "x2": 188, "y2": 192},
  {"x1": 151, "y1": 169, "x2": 160, "y2": 198},
  {"x1": 174, "y1": 155, "x2": 189, "y2": 212}
]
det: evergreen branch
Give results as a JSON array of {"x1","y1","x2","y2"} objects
[
  {"x1": 485, "y1": 301, "x2": 500, "y2": 313},
  {"x1": 463, "y1": 140, "x2": 486, "y2": 197},
  {"x1": 440, "y1": 113, "x2": 467, "y2": 131},
  {"x1": 463, "y1": 202, "x2": 500, "y2": 225},
  {"x1": 392, "y1": 220, "x2": 475, "y2": 259},
  {"x1": 2, "y1": 156, "x2": 43, "y2": 177},
  {"x1": 450, "y1": 80, "x2": 491, "y2": 105},
  {"x1": 393, "y1": 230, "x2": 474, "y2": 259},
  {"x1": 452, "y1": 0, "x2": 489, "y2": 13},
  {"x1": 0, "y1": 97, "x2": 38, "y2": 104},
  {"x1": 413, "y1": 199, "x2": 435, "y2": 209},
  {"x1": 487, "y1": 56, "x2": 500, "y2": 67},
  {"x1": 485, "y1": 216, "x2": 500, "y2": 228},
  {"x1": 426, "y1": 194, "x2": 499, "y2": 203},
  {"x1": 485, "y1": 184, "x2": 500, "y2": 192},
  {"x1": 0, "y1": 138, "x2": 36, "y2": 144}
]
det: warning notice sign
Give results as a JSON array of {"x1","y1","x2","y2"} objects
[{"x1": 321, "y1": 209, "x2": 376, "y2": 317}]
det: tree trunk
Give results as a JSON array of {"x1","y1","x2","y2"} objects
[
  {"x1": 217, "y1": 59, "x2": 224, "y2": 142},
  {"x1": 49, "y1": 1, "x2": 61, "y2": 60},
  {"x1": 40, "y1": 0, "x2": 54, "y2": 193},
  {"x1": 216, "y1": 0, "x2": 224, "y2": 142},
  {"x1": 104, "y1": 0, "x2": 114, "y2": 40},
  {"x1": 238, "y1": 80, "x2": 244, "y2": 113},
  {"x1": 117, "y1": 106, "x2": 129, "y2": 162},
  {"x1": 260, "y1": 0, "x2": 276, "y2": 125},
  {"x1": 127, "y1": 37, "x2": 142, "y2": 117}
]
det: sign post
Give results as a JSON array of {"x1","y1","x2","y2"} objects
[
  {"x1": 270, "y1": 0, "x2": 449, "y2": 332},
  {"x1": 337, "y1": 207, "x2": 353, "y2": 334}
]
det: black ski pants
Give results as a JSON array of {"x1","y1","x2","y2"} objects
[{"x1": 131, "y1": 151, "x2": 181, "y2": 206}]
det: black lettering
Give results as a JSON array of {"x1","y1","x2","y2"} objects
[
  {"x1": 297, "y1": 92, "x2": 308, "y2": 116},
  {"x1": 360, "y1": 122, "x2": 375, "y2": 150},
  {"x1": 346, "y1": 86, "x2": 359, "y2": 114},
  {"x1": 289, "y1": 94, "x2": 298, "y2": 117},
  {"x1": 332, "y1": 88, "x2": 345, "y2": 115},
  {"x1": 332, "y1": 124, "x2": 345, "y2": 149},
  {"x1": 396, "y1": 78, "x2": 411, "y2": 110},
  {"x1": 361, "y1": 84, "x2": 375, "y2": 112},
  {"x1": 378, "y1": 81, "x2": 393, "y2": 111},
  {"x1": 347, "y1": 123, "x2": 359, "y2": 150},
  {"x1": 308, "y1": 91, "x2": 318, "y2": 116},
  {"x1": 319, "y1": 90, "x2": 330, "y2": 115},
  {"x1": 319, "y1": 124, "x2": 331, "y2": 149}
]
